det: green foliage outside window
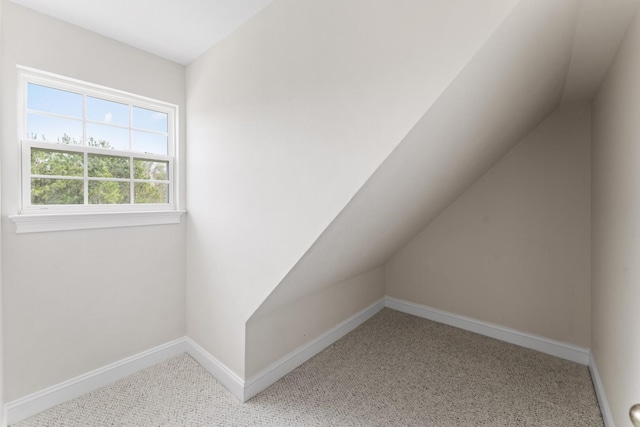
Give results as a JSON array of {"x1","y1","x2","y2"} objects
[{"x1": 30, "y1": 133, "x2": 168, "y2": 205}]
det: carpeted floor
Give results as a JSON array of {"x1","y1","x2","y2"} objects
[{"x1": 14, "y1": 309, "x2": 603, "y2": 426}]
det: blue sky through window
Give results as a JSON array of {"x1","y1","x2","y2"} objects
[
  {"x1": 132, "y1": 131, "x2": 167, "y2": 154},
  {"x1": 133, "y1": 106, "x2": 168, "y2": 133},
  {"x1": 87, "y1": 96, "x2": 129, "y2": 126},
  {"x1": 27, "y1": 83, "x2": 82, "y2": 117},
  {"x1": 27, "y1": 83, "x2": 169, "y2": 153},
  {"x1": 27, "y1": 113, "x2": 83, "y2": 143},
  {"x1": 87, "y1": 123, "x2": 129, "y2": 150}
]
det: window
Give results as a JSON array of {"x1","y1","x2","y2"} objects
[{"x1": 11, "y1": 67, "x2": 184, "y2": 233}]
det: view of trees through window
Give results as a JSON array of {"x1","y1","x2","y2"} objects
[
  {"x1": 20, "y1": 73, "x2": 175, "y2": 210},
  {"x1": 30, "y1": 133, "x2": 169, "y2": 205}
]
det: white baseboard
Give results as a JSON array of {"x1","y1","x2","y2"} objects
[
  {"x1": 4, "y1": 298, "x2": 605, "y2": 425},
  {"x1": 385, "y1": 297, "x2": 590, "y2": 365},
  {"x1": 183, "y1": 338, "x2": 245, "y2": 401},
  {"x1": 589, "y1": 352, "x2": 614, "y2": 427},
  {"x1": 243, "y1": 298, "x2": 386, "y2": 401},
  {"x1": 5, "y1": 337, "x2": 187, "y2": 426},
  {"x1": 2, "y1": 297, "x2": 384, "y2": 424}
]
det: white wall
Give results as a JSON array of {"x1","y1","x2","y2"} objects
[
  {"x1": 186, "y1": 0, "x2": 518, "y2": 378},
  {"x1": 243, "y1": 4, "x2": 583, "y2": 387},
  {"x1": 245, "y1": 267, "x2": 384, "y2": 378},
  {"x1": 386, "y1": 103, "x2": 592, "y2": 347},
  {"x1": 0, "y1": 0, "x2": 4, "y2": 422},
  {"x1": 592, "y1": 8, "x2": 640, "y2": 427},
  {"x1": 1, "y1": 1, "x2": 186, "y2": 401}
]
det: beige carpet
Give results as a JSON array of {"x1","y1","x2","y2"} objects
[{"x1": 14, "y1": 309, "x2": 603, "y2": 426}]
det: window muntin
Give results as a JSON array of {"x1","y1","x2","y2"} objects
[{"x1": 19, "y1": 68, "x2": 178, "y2": 214}]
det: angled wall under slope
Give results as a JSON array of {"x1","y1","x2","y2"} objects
[
  {"x1": 246, "y1": 0, "x2": 581, "y2": 377},
  {"x1": 560, "y1": 0, "x2": 639, "y2": 104},
  {"x1": 186, "y1": 0, "x2": 519, "y2": 378},
  {"x1": 387, "y1": 103, "x2": 591, "y2": 348}
]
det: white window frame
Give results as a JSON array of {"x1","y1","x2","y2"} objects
[{"x1": 10, "y1": 66, "x2": 184, "y2": 233}]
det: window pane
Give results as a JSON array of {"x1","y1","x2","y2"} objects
[
  {"x1": 87, "y1": 97, "x2": 129, "y2": 127},
  {"x1": 31, "y1": 149, "x2": 83, "y2": 177},
  {"x1": 88, "y1": 154, "x2": 130, "y2": 179},
  {"x1": 134, "y1": 182, "x2": 168, "y2": 204},
  {"x1": 134, "y1": 159, "x2": 168, "y2": 180},
  {"x1": 86, "y1": 123, "x2": 129, "y2": 150},
  {"x1": 133, "y1": 107, "x2": 167, "y2": 133},
  {"x1": 27, "y1": 83, "x2": 82, "y2": 118},
  {"x1": 31, "y1": 178, "x2": 83, "y2": 205},
  {"x1": 132, "y1": 131, "x2": 167, "y2": 155},
  {"x1": 27, "y1": 113, "x2": 83, "y2": 144},
  {"x1": 89, "y1": 181, "x2": 130, "y2": 204}
]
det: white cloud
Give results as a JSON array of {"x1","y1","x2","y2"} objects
[{"x1": 104, "y1": 112, "x2": 113, "y2": 123}]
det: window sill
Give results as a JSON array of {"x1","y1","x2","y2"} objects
[{"x1": 9, "y1": 210, "x2": 186, "y2": 234}]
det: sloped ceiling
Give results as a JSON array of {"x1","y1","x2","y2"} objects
[
  {"x1": 251, "y1": 0, "x2": 635, "y2": 318},
  {"x1": 561, "y1": 0, "x2": 639, "y2": 103},
  {"x1": 10, "y1": 0, "x2": 637, "y2": 88},
  {"x1": 185, "y1": 0, "x2": 521, "y2": 377}
]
